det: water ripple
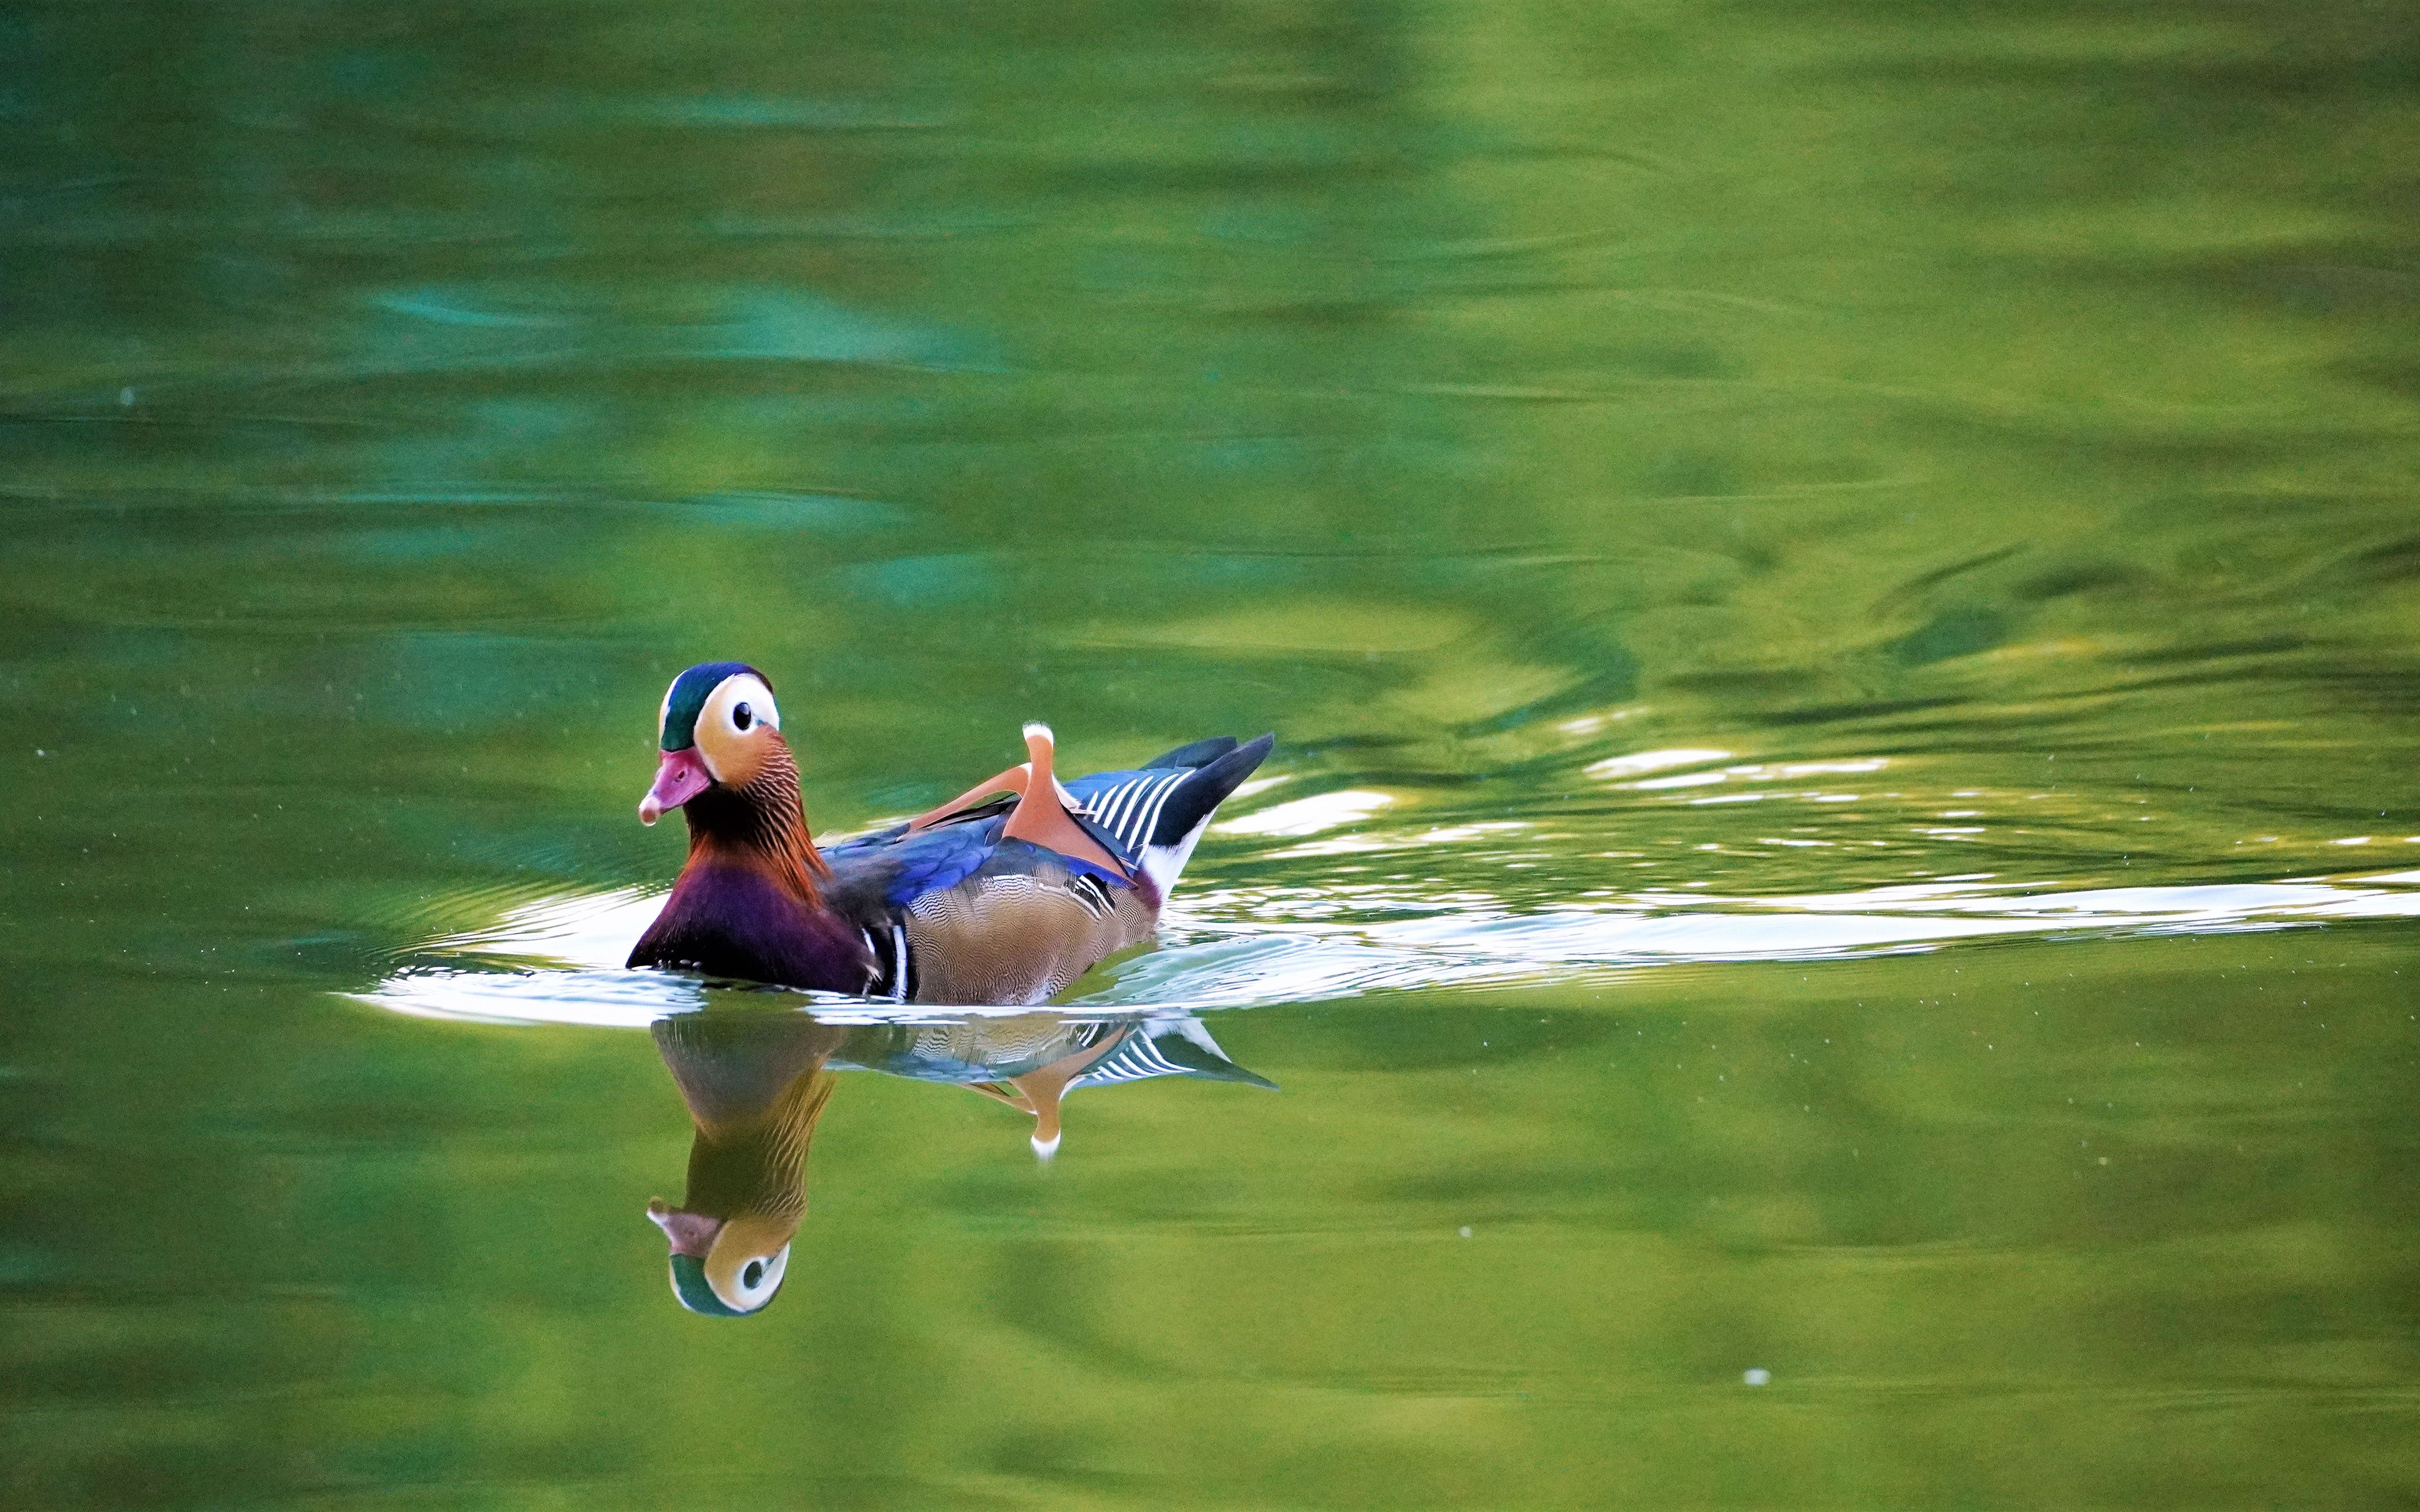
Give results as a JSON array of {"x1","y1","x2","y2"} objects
[{"x1": 357, "y1": 870, "x2": 2420, "y2": 1029}]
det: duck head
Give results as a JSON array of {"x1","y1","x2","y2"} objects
[{"x1": 640, "y1": 661, "x2": 785, "y2": 826}]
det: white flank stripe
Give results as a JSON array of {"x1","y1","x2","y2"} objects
[
  {"x1": 888, "y1": 924, "x2": 908, "y2": 1002},
  {"x1": 1102, "y1": 777, "x2": 1146, "y2": 835},
  {"x1": 1129, "y1": 782, "x2": 1169, "y2": 845},
  {"x1": 1084, "y1": 1038, "x2": 1184, "y2": 1084},
  {"x1": 1132, "y1": 772, "x2": 1186, "y2": 849}
]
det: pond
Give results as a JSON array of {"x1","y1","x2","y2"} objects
[{"x1": 5, "y1": 0, "x2": 2418, "y2": 1506}]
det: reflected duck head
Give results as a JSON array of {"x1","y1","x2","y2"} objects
[
  {"x1": 647, "y1": 1201, "x2": 794, "y2": 1318},
  {"x1": 647, "y1": 1008, "x2": 845, "y2": 1319},
  {"x1": 639, "y1": 662, "x2": 786, "y2": 826}
]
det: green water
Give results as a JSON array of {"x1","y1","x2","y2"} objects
[{"x1": 7, "y1": 0, "x2": 2420, "y2": 1505}]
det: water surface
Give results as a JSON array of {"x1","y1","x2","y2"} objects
[{"x1": 6, "y1": 0, "x2": 2420, "y2": 1506}]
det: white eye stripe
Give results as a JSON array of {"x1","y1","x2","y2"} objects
[
  {"x1": 731, "y1": 1245, "x2": 790, "y2": 1307},
  {"x1": 711, "y1": 675, "x2": 780, "y2": 733},
  {"x1": 737, "y1": 679, "x2": 780, "y2": 731}
]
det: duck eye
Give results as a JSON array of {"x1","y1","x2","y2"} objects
[
  {"x1": 733, "y1": 702, "x2": 753, "y2": 731},
  {"x1": 743, "y1": 1260, "x2": 765, "y2": 1289}
]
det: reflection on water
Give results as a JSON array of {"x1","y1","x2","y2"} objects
[
  {"x1": 8, "y1": 0, "x2": 2420, "y2": 1503},
  {"x1": 647, "y1": 1009, "x2": 837, "y2": 1317},
  {"x1": 646, "y1": 1004, "x2": 1273, "y2": 1318}
]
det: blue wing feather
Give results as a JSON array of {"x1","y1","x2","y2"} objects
[
  {"x1": 884, "y1": 819, "x2": 999, "y2": 908},
  {"x1": 820, "y1": 814, "x2": 1005, "y2": 914},
  {"x1": 819, "y1": 735, "x2": 1269, "y2": 925}
]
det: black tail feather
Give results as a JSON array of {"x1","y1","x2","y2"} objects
[
  {"x1": 1151, "y1": 733, "x2": 1274, "y2": 848},
  {"x1": 1138, "y1": 734, "x2": 1239, "y2": 771}
]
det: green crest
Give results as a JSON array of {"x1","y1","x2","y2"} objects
[
  {"x1": 659, "y1": 662, "x2": 765, "y2": 752},
  {"x1": 667, "y1": 1254, "x2": 752, "y2": 1318}
]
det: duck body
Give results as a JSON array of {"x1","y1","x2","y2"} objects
[
  {"x1": 629, "y1": 851, "x2": 874, "y2": 992},
  {"x1": 625, "y1": 662, "x2": 1271, "y2": 1006}
]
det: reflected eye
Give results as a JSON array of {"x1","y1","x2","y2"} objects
[
  {"x1": 718, "y1": 1243, "x2": 789, "y2": 1312},
  {"x1": 733, "y1": 702, "x2": 753, "y2": 731}
]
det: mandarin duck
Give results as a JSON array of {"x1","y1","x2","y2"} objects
[{"x1": 626, "y1": 662, "x2": 1272, "y2": 1004}]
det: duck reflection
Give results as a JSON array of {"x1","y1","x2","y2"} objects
[{"x1": 645, "y1": 1005, "x2": 1275, "y2": 1317}]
